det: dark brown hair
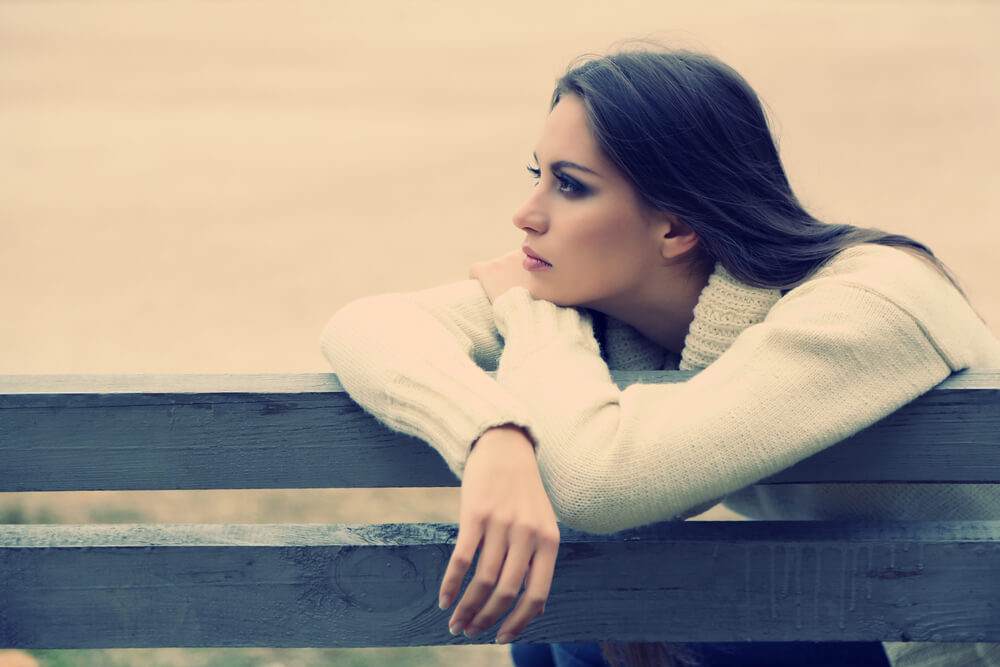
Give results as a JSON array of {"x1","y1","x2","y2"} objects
[
  {"x1": 554, "y1": 48, "x2": 959, "y2": 291},
  {"x1": 564, "y1": 47, "x2": 965, "y2": 667}
]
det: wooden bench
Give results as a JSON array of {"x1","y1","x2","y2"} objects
[{"x1": 1, "y1": 372, "x2": 998, "y2": 649}]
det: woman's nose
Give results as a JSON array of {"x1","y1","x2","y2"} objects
[{"x1": 512, "y1": 191, "x2": 548, "y2": 234}]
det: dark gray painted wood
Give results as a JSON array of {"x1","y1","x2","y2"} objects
[
  {"x1": 2, "y1": 521, "x2": 998, "y2": 648},
  {"x1": 1, "y1": 371, "x2": 998, "y2": 491}
]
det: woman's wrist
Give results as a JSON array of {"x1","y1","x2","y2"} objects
[{"x1": 471, "y1": 424, "x2": 535, "y2": 453}]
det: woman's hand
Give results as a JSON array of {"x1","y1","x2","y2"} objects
[
  {"x1": 469, "y1": 249, "x2": 532, "y2": 303},
  {"x1": 438, "y1": 424, "x2": 560, "y2": 643}
]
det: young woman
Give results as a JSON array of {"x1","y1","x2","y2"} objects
[{"x1": 321, "y1": 48, "x2": 1000, "y2": 667}]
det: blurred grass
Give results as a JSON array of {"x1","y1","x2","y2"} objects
[
  {"x1": 0, "y1": 488, "x2": 461, "y2": 524},
  {"x1": 0, "y1": 504, "x2": 60, "y2": 525},
  {"x1": 24, "y1": 647, "x2": 512, "y2": 667}
]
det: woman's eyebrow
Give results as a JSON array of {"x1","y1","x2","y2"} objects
[{"x1": 534, "y1": 152, "x2": 601, "y2": 177}]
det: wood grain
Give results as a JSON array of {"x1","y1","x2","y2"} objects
[
  {"x1": 2, "y1": 373, "x2": 998, "y2": 649},
  {"x1": 1, "y1": 371, "x2": 998, "y2": 491},
  {"x1": 2, "y1": 521, "x2": 997, "y2": 648}
]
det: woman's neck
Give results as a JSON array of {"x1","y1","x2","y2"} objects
[{"x1": 588, "y1": 261, "x2": 712, "y2": 355}]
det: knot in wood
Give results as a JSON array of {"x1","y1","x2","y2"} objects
[{"x1": 332, "y1": 546, "x2": 428, "y2": 613}]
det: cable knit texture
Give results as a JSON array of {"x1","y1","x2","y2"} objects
[
  {"x1": 321, "y1": 244, "x2": 1000, "y2": 667},
  {"x1": 679, "y1": 264, "x2": 781, "y2": 370}
]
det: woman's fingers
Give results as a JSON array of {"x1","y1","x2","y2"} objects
[
  {"x1": 495, "y1": 528, "x2": 559, "y2": 642},
  {"x1": 438, "y1": 521, "x2": 482, "y2": 612},
  {"x1": 464, "y1": 528, "x2": 534, "y2": 636},
  {"x1": 448, "y1": 518, "x2": 509, "y2": 635},
  {"x1": 453, "y1": 518, "x2": 561, "y2": 642},
  {"x1": 441, "y1": 425, "x2": 559, "y2": 641}
]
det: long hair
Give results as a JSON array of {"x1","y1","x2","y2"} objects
[
  {"x1": 558, "y1": 47, "x2": 963, "y2": 667},
  {"x1": 553, "y1": 48, "x2": 958, "y2": 291}
]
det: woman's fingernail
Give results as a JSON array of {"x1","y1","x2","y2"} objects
[
  {"x1": 438, "y1": 595, "x2": 452, "y2": 610},
  {"x1": 496, "y1": 633, "x2": 514, "y2": 644},
  {"x1": 449, "y1": 621, "x2": 464, "y2": 636},
  {"x1": 464, "y1": 626, "x2": 481, "y2": 638}
]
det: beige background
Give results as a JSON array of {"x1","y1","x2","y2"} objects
[
  {"x1": 1, "y1": 1, "x2": 998, "y2": 377},
  {"x1": 1, "y1": 2, "x2": 998, "y2": 665}
]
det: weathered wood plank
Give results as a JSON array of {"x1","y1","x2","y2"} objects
[
  {"x1": 0, "y1": 373, "x2": 458, "y2": 491},
  {"x1": 1, "y1": 371, "x2": 998, "y2": 491},
  {"x1": 1, "y1": 521, "x2": 998, "y2": 648}
]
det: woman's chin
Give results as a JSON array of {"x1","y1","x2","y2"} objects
[
  {"x1": 524, "y1": 277, "x2": 591, "y2": 308},
  {"x1": 530, "y1": 288, "x2": 582, "y2": 308}
]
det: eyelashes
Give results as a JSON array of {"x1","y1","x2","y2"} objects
[{"x1": 525, "y1": 163, "x2": 588, "y2": 197}]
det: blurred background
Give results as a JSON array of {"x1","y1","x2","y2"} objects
[{"x1": 1, "y1": 1, "x2": 998, "y2": 665}]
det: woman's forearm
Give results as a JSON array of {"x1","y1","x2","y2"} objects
[
  {"x1": 320, "y1": 280, "x2": 533, "y2": 477},
  {"x1": 492, "y1": 285, "x2": 951, "y2": 533}
]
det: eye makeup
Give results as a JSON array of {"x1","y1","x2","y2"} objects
[{"x1": 526, "y1": 162, "x2": 592, "y2": 198}]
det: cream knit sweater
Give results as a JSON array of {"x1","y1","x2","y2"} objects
[{"x1": 321, "y1": 244, "x2": 1000, "y2": 667}]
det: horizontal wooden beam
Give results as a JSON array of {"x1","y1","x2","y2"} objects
[
  {"x1": 2, "y1": 520, "x2": 997, "y2": 648},
  {"x1": 1, "y1": 371, "x2": 998, "y2": 491}
]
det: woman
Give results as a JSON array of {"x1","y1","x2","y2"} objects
[{"x1": 321, "y1": 48, "x2": 1000, "y2": 666}]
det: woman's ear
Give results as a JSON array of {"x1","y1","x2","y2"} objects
[{"x1": 656, "y1": 213, "x2": 700, "y2": 261}]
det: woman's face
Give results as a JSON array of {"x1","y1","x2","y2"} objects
[{"x1": 513, "y1": 95, "x2": 667, "y2": 310}]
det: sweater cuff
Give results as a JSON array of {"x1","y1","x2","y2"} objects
[
  {"x1": 492, "y1": 287, "x2": 600, "y2": 356},
  {"x1": 386, "y1": 370, "x2": 534, "y2": 479}
]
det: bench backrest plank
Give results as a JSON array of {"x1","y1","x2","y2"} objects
[
  {"x1": 1, "y1": 371, "x2": 998, "y2": 649},
  {"x1": 2, "y1": 521, "x2": 998, "y2": 648},
  {"x1": 2, "y1": 371, "x2": 998, "y2": 492}
]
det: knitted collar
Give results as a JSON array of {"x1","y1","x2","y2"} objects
[
  {"x1": 599, "y1": 264, "x2": 782, "y2": 372},
  {"x1": 678, "y1": 264, "x2": 783, "y2": 371}
]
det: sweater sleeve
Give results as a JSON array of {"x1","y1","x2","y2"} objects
[
  {"x1": 491, "y1": 281, "x2": 952, "y2": 534},
  {"x1": 320, "y1": 280, "x2": 533, "y2": 477}
]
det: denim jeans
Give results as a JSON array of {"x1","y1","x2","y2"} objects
[{"x1": 511, "y1": 641, "x2": 891, "y2": 666}]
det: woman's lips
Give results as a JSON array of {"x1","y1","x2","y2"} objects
[{"x1": 522, "y1": 247, "x2": 552, "y2": 272}]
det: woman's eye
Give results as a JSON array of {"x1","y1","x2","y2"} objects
[
  {"x1": 525, "y1": 164, "x2": 588, "y2": 197},
  {"x1": 555, "y1": 173, "x2": 587, "y2": 197}
]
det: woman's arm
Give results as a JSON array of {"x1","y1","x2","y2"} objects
[
  {"x1": 320, "y1": 279, "x2": 534, "y2": 476},
  {"x1": 321, "y1": 279, "x2": 559, "y2": 642},
  {"x1": 491, "y1": 278, "x2": 953, "y2": 534}
]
